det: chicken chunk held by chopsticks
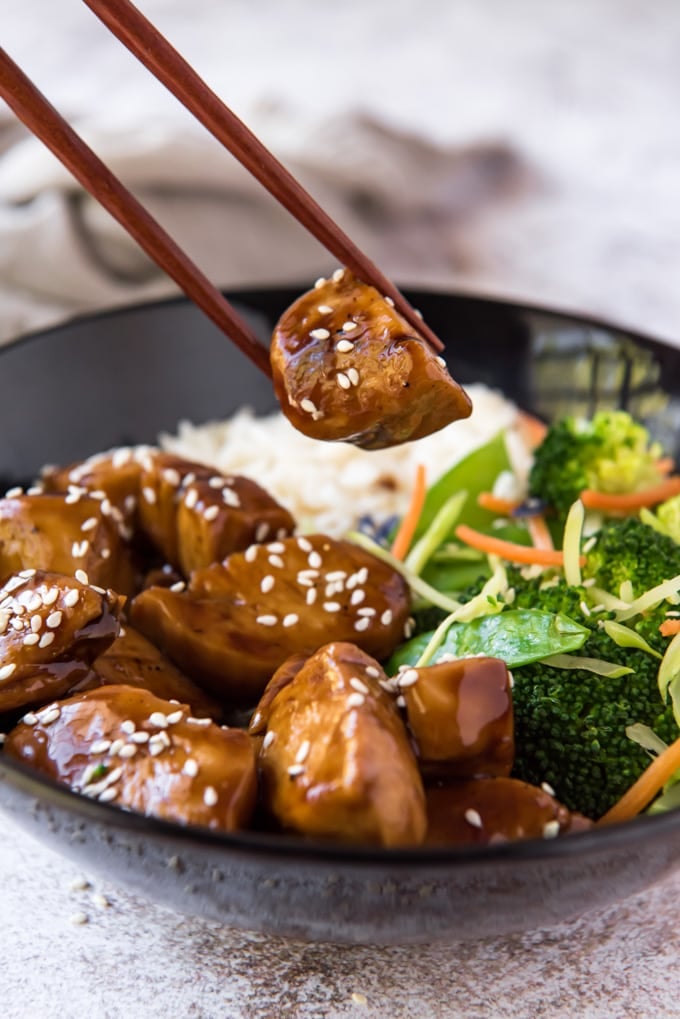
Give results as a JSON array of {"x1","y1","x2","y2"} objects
[
  {"x1": 3, "y1": 685, "x2": 257, "y2": 831},
  {"x1": 270, "y1": 270, "x2": 472, "y2": 449},
  {"x1": 0, "y1": 570, "x2": 121, "y2": 714},
  {"x1": 252, "y1": 642, "x2": 426, "y2": 846},
  {"x1": 130, "y1": 534, "x2": 410, "y2": 703}
]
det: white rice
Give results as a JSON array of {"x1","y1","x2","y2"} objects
[{"x1": 162, "y1": 383, "x2": 529, "y2": 537}]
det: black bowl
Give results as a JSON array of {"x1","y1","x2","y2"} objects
[{"x1": 1, "y1": 287, "x2": 679, "y2": 945}]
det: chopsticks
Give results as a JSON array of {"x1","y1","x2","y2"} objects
[
  {"x1": 0, "y1": 48, "x2": 272, "y2": 377},
  {"x1": 82, "y1": 0, "x2": 444, "y2": 354}
]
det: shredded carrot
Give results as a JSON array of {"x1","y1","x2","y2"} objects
[
  {"x1": 477, "y1": 492, "x2": 521, "y2": 515},
  {"x1": 527, "y1": 514, "x2": 554, "y2": 551},
  {"x1": 659, "y1": 619, "x2": 680, "y2": 637},
  {"x1": 454, "y1": 524, "x2": 583, "y2": 567},
  {"x1": 517, "y1": 411, "x2": 548, "y2": 450},
  {"x1": 597, "y1": 732, "x2": 680, "y2": 825},
  {"x1": 391, "y1": 463, "x2": 427, "y2": 560},
  {"x1": 580, "y1": 476, "x2": 680, "y2": 513},
  {"x1": 656, "y1": 457, "x2": 675, "y2": 477}
]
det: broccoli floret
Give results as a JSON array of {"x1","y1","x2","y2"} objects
[
  {"x1": 511, "y1": 626, "x2": 678, "y2": 818},
  {"x1": 584, "y1": 516, "x2": 680, "y2": 598},
  {"x1": 528, "y1": 410, "x2": 662, "y2": 514},
  {"x1": 641, "y1": 494, "x2": 680, "y2": 545}
]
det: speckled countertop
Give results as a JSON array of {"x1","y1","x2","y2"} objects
[{"x1": 2, "y1": 815, "x2": 679, "y2": 1019}]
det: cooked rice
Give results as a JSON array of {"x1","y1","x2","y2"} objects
[{"x1": 162, "y1": 384, "x2": 528, "y2": 537}]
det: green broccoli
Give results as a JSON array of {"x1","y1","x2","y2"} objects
[
  {"x1": 528, "y1": 410, "x2": 662, "y2": 515},
  {"x1": 584, "y1": 516, "x2": 680, "y2": 598},
  {"x1": 641, "y1": 494, "x2": 680, "y2": 545},
  {"x1": 511, "y1": 624, "x2": 678, "y2": 819}
]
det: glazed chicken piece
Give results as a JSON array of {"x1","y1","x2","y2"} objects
[
  {"x1": 131, "y1": 534, "x2": 410, "y2": 703},
  {"x1": 89, "y1": 625, "x2": 221, "y2": 720},
  {"x1": 270, "y1": 270, "x2": 472, "y2": 449},
  {"x1": 0, "y1": 570, "x2": 121, "y2": 713},
  {"x1": 3, "y1": 685, "x2": 257, "y2": 831},
  {"x1": 396, "y1": 656, "x2": 514, "y2": 778},
  {"x1": 41, "y1": 446, "x2": 145, "y2": 534},
  {"x1": 0, "y1": 494, "x2": 135, "y2": 595},
  {"x1": 424, "y1": 778, "x2": 593, "y2": 846},
  {"x1": 252, "y1": 642, "x2": 426, "y2": 847},
  {"x1": 137, "y1": 453, "x2": 295, "y2": 575}
]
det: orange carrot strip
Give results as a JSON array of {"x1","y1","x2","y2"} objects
[
  {"x1": 454, "y1": 524, "x2": 584, "y2": 567},
  {"x1": 517, "y1": 411, "x2": 548, "y2": 450},
  {"x1": 597, "y1": 733, "x2": 680, "y2": 825},
  {"x1": 659, "y1": 620, "x2": 680, "y2": 637},
  {"x1": 527, "y1": 514, "x2": 554, "y2": 551},
  {"x1": 656, "y1": 457, "x2": 675, "y2": 477},
  {"x1": 391, "y1": 463, "x2": 427, "y2": 560},
  {"x1": 477, "y1": 492, "x2": 522, "y2": 515},
  {"x1": 580, "y1": 476, "x2": 680, "y2": 513}
]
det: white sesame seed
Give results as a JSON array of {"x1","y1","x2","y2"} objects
[
  {"x1": 300, "y1": 398, "x2": 317, "y2": 414},
  {"x1": 260, "y1": 575, "x2": 275, "y2": 594},
  {"x1": 130, "y1": 731, "x2": 150, "y2": 744},
  {"x1": 348, "y1": 591, "x2": 365, "y2": 609},
  {"x1": 357, "y1": 607, "x2": 376, "y2": 617},
  {"x1": 354, "y1": 617, "x2": 370, "y2": 632},
  {"x1": 208, "y1": 475, "x2": 225, "y2": 488},
  {"x1": 118, "y1": 744, "x2": 137, "y2": 759},
  {"x1": 350, "y1": 677, "x2": 369, "y2": 695},
  {"x1": 81, "y1": 517, "x2": 98, "y2": 532},
  {"x1": 245, "y1": 545, "x2": 258, "y2": 562},
  {"x1": 91, "y1": 893, "x2": 110, "y2": 909},
  {"x1": 109, "y1": 742, "x2": 125, "y2": 758},
  {"x1": 464, "y1": 809, "x2": 483, "y2": 829},
  {"x1": 309, "y1": 328, "x2": 330, "y2": 340},
  {"x1": 0, "y1": 663, "x2": 17, "y2": 681},
  {"x1": 335, "y1": 339, "x2": 354, "y2": 354},
  {"x1": 365, "y1": 666, "x2": 380, "y2": 678},
  {"x1": 37, "y1": 706, "x2": 61, "y2": 725},
  {"x1": 5, "y1": 486, "x2": 23, "y2": 498},
  {"x1": 263, "y1": 731, "x2": 276, "y2": 749},
  {"x1": 336, "y1": 372, "x2": 351, "y2": 390},
  {"x1": 90, "y1": 740, "x2": 111, "y2": 755},
  {"x1": 326, "y1": 571, "x2": 347, "y2": 582},
  {"x1": 357, "y1": 568, "x2": 369, "y2": 584},
  {"x1": 346, "y1": 692, "x2": 365, "y2": 708},
  {"x1": 25, "y1": 593, "x2": 43, "y2": 612},
  {"x1": 10, "y1": 617, "x2": 24, "y2": 632},
  {"x1": 436, "y1": 356, "x2": 447, "y2": 367},
  {"x1": 99, "y1": 787, "x2": 118, "y2": 803},
  {"x1": 332, "y1": 268, "x2": 345, "y2": 282},
  {"x1": 380, "y1": 609, "x2": 393, "y2": 626},
  {"x1": 163, "y1": 468, "x2": 181, "y2": 486},
  {"x1": 287, "y1": 764, "x2": 305, "y2": 777},
  {"x1": 142, "y1": 486, "x2": 157, "y2": 505},
  {"x1": 184, "y1": 488, "x2": 198, "y2": 509},
  {"x1": 75, "y1": 570, "x2": 89, "y2": 585},
  {"x1": 69, "y1": 876, "x2": 91, "y2": 892},
  {"x1": 255, "y1": 522, "x2": 270, "y2": 542},
  {"x1": 541, "y1": 782, "x2": 556, "y2": 796},
  {"x1": 297, "y1": 537, "x2": 312, "y2": 553},
  {"x1": 166, "y1": 710, "x2": 184, "y2": 725},
  {"x1": 149, "y1": 712, "x2": 168, "y2": 728},
  {"x1": 398, "y1": 669, "x2": 419, "y2": 688},
  {"x1": 222, "y1": 488, "x2": 240, "y2": 507},
  {"x1": 182, "y1": 472, "x2": 196, "y2": 487},
  {"x1": 204, "y1": 504, "x2": 220, "y2": 522},
  {"x1": 384, "y1": 295, "x2": 395, "y2": 307},
  {"x1": 69, "y1": 912, "x2": 89, "y2": 926},
  {"x1": 314, "y1": 277, "x2": 326, "y2": 288},
  {"x1": 283, "y1": 613, "x2": 299, "y2": 627},
  {"x1": 256, "y1": 615, "x2": 278, "y2": 627},
  {"x1": 64, "y1": 590, "x2": 80, "y2": 608},
  {"x1": 120, "y1": 720, "x2": 136, "y2": 735},
  {"x1": 543, "y1": 820, "x2": 560, "y2": 839},
  {"x1": 0, "y1": 611, "x2": 8, "y2": 634},
  {"x1": 149, "y1": 740, "x2": 164, "y2": 757},
  {"x1": 308, "y1": 551, "x2": 322, "y2": 569},
  {"x1": 306, "y1": 588, "x2": 317, "y2": 606},
  {"x1": 186, "y1": 717, "x2": 211, "y2": 726},
  {"x1": 38, "y1": 632, "x2": 55, "y2": 648},
  {"x1": 346, "y1": 368, "x2": 360, "y2": 386},
  {"x1": 204, "y1": 786, "x2": 218, "y2": 806},
  {"x1": 341, "y1": 321, "x2": 358, "y2": 332},
  {"x1": 183, "y1": 759, "x2": 199, "y2": 777},
  {"x1": 46, "y1": 611, "x2": 63, "y2": 629},
  {"x1": 71, "y1": 540, "x2": 89, "y2": 558},
  {"x1": 169, "y1": 581, "x2": 186, "y2": 593},
  {"x1": 22, "y1": 712, "x2": 38, "y2": 725},
  {"x1": 323, "y1": 602, "x2": 341, "y2": 613},
  {"x1": 23, "y1": 633, "x2": 39, "y2": 646},
  {"x1": 317, "y1": 304, "x2": 333, "y2": 313},
  {"x1": 268, "y1": 554, "x2": 285, "y2": 569},
  {"x1": 295, "y1": 740, "x2": 311, "y2": 763}
]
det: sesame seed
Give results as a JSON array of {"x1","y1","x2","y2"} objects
[
  {"x1": 0, "y1": 611, "x2": 9, "y2": 634},
  {"x1": 543, "y1": 820, "x2": 560, "y2": 839},
  {"x1": 5, "y1": 486, "x2": 23, "y2": 498},
  {"x1": 184, "y1": 488, "x2": 198, "y2": 509},
  {"x1": 310, "y1": 327, "x2": 330, "y2": 340},
  {"x1": 186, "y1": 717, "x2": 211, "y2": 726},
  {"x1": 75, "y1": 570, "x2": 89, "y2": 585},
  {"x1": 260, "y1": 575, "x2": 275, "y2": 594},
  {"x1": 296, "y1": 740, "x2": 311, "y2": 763},
  {"x1": 256, "y1": 615, "x2": 278, "y2": 627},
  {"x1": 208, "y1": 475, "x2": 225, "y2": 488},
  {"x1": 203, "y1": 786, "x2": 218, "y2": 806},
  {"x1": 91, "y1": 893, "x2": 110, "y2": 909},
  {"x1": 380, "y1": 609, "x2": 393, "y2": 626},
  {"x1": 149, "y1": 712, "x2": 168, "y2": 728},
  {"x1": 99, "y1": 787, "x2": 118, "y2": 803},
  {"x1": 142, "y1": 486, "x2": 157, "y2": 505},
  {"x1": 148, "y1": 740, "x2": 164, "y2": 757},
  {"x1": 10, "y1": 617, "x2": 24, "y2": 632},
  {"x1": 346, "y1": 368, "x2": 360, "y2": 386},
  {"x1": 268, "y1": 554, "x2": 285, "y2": 569},
  {"x1": 297, "y1": 537, "x2": 312, "y2": 553},
  {"x1": 69, "y1": 876, "x2": 91, "y2": 892},
  {"x1": 120, "y1": 720, "x2": 136, "y2": 735},
  {"x1": 436, "y1": 356, "x2": 447, "y2": 367},
  {"x1": 306, "y1": 588, "x2": 317, "y2": 606},
  {"x1": 326, "y1": 570, "x2": 347, "y2": 582},
  {"x1": 317, "y1": 304, "x2": 333, "y2": 313},
  {"x1": 81, "y1": 517, "x2": 98, "y2": 532},
  {"x1": 25, "y1": 593, "x2": 43, "y2": 612},
  {"x1": 354, "y1": 617, "x2": 370, "y2": 632},
  {"x1": 349, "y1": 677, "x2": 369, "y2": 695},
  {"x1": 398, "y1": 669, "x2": 419, "y2": 688},
  {"x1": 0, "y1": 663, "x2": 17, "y2": 681},
  {"x1": 169, "y1": 581, "x2": 186, "y2": 593},
  {"x1": 308, "y1": 552, "x2": 322, "y2": 569},
  {"x1": 38, "y1": 706, "x2": 61, "y2": 725},
  {"x1": 22, "y1": 712, "x2": 38, "y2": 725},
  {"x1": 222, "y1": 488, "x2": 240, "y2": 507},
  {"x1": 38, "y1": 632, "x2": 55, "y2": 648},
  {"x1": 323, "y1": 602, "x2": 341, "y2": 613},
  {"x1": 118, "y1": 744, "x2": 137, "y2": 759},
  {"x1": 541, "y1": 782, "x2": 556, "y2": 796},
  {"x1": 90, "y1": 740, "x2": 111, "y2": 755},
  {"x1": 183, "y1": 472, "x2": 196, "y2": 487},
  {"x1": 163, "y1": 468, "x2": 181, "y2": 486},
  {"x1": 357, "y1": 607, "x2": 376, "y2": 617},
  {"x1": 335, "y1": 339, "x2": 354, "y2": 353},
  {"x1": 255, "y1": 522, "x2": 270, "y2": 542},
  {"x1": 287, "y1": 764, "x2": 305, "y2": 777},
  {"x1": 166, "y1": 710, "x2": 184, "y2": 725},
  {"x1": 365, "y1": 666, "x2": 380, "y2": 678},
  {"x1": 403, "y1": 618, "x2": 416, "y2": 638},
  {"x1": 263, "y1": 731, "x2": 276, "y2": 749},
  {"x1": 352, "y1": 992, "x2": 368, "y2": 1005},
  {"x1": 300, "y1": 398, "x2": 318, "y2": 414},
  {"x1": 64, "y1": 590, "x2": 80, "y2": 608},
  {"x1": 71, "y1": 540, "x2": 89, "y2": 558},
  {"x1": 46, "y1": 611, "x2": 63, "y2": 629},
  {"x1": 336, "y1": 372, "x2": 351, "y2": 390},
  {"x1": 332, "y1": 268, "x2": 345, "y2": 282},
  {"x1": 183, "y1": 759, "x2": 199, "y2": 777},
  {"x1": 464, "y1": 809, "x2": 483, "y2": 829},
  {"x1": 341, "y1": 321, "x2": 358, "y2": 332},
  {"x1": 245, "y1": 545, "x2": 258, "y2": 562},
  {"x1": 314, "y1": 277, "x2": 326, "y2": 288},
  {"x1": 350, "y1": 589, "x2": 365, "y2": 606},
  {"x1": 283, "y1": 613, "x2": 299, "y2": 627},
  {"x1": 130, "y1": 731, "x2": 150, "y2": 744},
  {"x1": 204, "y1": 505, "x2": 220, "y2": 522},
  {"x1": 23, "y1": 633, "x2": 39, "y2": 646},
  {"x1": 69, "y1": 912, "x2": 89, "y2": 926},
  {"x1": 346, "y1": 692, "x2": 365, "y2": 708},
  {"x1": 384, "y1": 295, "x2": 395, "y2": 307}
]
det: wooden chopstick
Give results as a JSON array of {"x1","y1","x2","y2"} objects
[
  {"x1": 82, "y1": 0, "x2": 445, "y2": 354},
  {"x1": 0, "y1": 47, "x2": 272, "y2": 378}
]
